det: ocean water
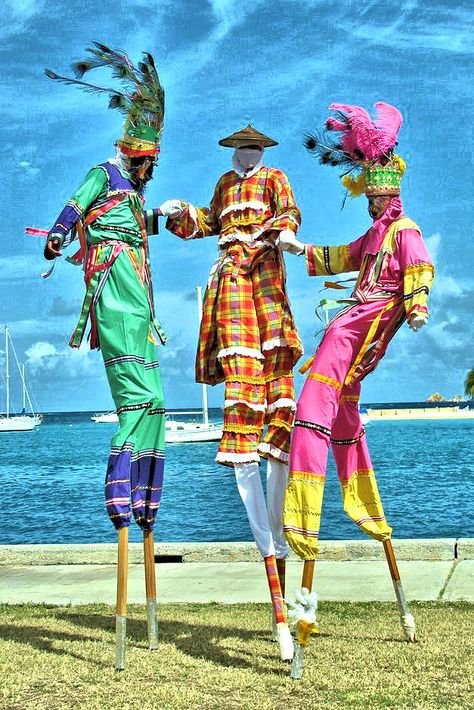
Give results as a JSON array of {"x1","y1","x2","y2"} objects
[{"x1": 0, "y1": 410, "x2": 472, "y2": 545}]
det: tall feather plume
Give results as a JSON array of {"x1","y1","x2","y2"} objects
[
  {"x1": 372, "y1": 102, "x2": 402, "y2": 154},
  {"x1": 44, "y1": 69, "x2": 129, "y2": 101},
  {"x1": 327, "y1": 102, "x2": 402, "y2": 161},
  {"x1": 46, "y1": 42, "x2": 164, "y2": 129}
]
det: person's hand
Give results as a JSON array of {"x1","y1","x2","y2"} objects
[
  {"x1": 277, "y1": 229, "x2": 305, "y2": 255},
  {"x1": 409, "y1": 314, "x2": 427, "y2": 332},
  {"x1": 44, "y1": 234, "x2": 63, "y2": 261},
  {"x1": 159, "y1": 200, "x2": 184, "y2": 218}
]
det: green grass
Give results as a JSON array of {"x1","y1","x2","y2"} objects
[{"x1": 0, "y1": 602, "x2": 472, "y2": 710}]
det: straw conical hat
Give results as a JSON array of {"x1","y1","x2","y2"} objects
[{"x1": 218, "y1": 124, "x2": 278, "y2": 148}]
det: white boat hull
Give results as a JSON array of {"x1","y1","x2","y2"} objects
[
  {"x1": 165, "y1": 421, "x2": 223, "y2": 444},
  {"x1": 0, "y1": 416, "x2": 39, "y2": 432},
  {"x1": 91, "y1": 412, "x2": 119, "y2": 423},
  {"x1": 91, "y1": 412, "x2": 223, "y2": 443}
]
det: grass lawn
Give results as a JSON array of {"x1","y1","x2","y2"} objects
[{"x1": 0, "y1": 601, "x2": 472, "y2": 710}]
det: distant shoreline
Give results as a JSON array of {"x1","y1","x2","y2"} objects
[
  {"x1": 12, "y1": 401, "x2": 474, "y2": 416},
  {"x1": 367, "y1": 406, "x2": 474, "y2": 420}
]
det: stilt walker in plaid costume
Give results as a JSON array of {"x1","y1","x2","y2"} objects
[
  {"x1": 167, "y1": 125, "x2": 304, "y2": 660},
  {"x1": 280, "y1": 103, "x2": 434, "y2": 677},
  {"x1": 41, "y1": 43, "x2": 183, "y2": 669}
]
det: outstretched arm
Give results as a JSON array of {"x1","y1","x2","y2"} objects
[
  {"x1": 280, "y1": 231, "x2": 367, "y2": 277},
  {"x1": 166, "y1": 182, "x2": 221, "y2": 240},
  {"x1": 44, "y1": 167, "x2": 107, "y2": 260},
  {"x1": 397, "y1": 228, "x2": 434, "y2": 331}
]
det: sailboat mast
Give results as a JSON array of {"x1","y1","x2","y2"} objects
[
  {"x1": 22, "y1": 364, "x2": 26, "y2": 412},
  {"x1": 5, "y1": 326, "x2": 10, "y2": 418},
  {"x1": 196, "y1": 286, "x2": 209, "y2": 426}
]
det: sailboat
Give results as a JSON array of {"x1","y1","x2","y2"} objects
[
  {"x1": 0, "y1": 326, "x2": 42, "y2": 432},
  {"x1": 165, "y1": 285, "x2": 222, "y2": 443},
  {"x1": 91, "y1": 287, "x2": 223, "y2": 443}
]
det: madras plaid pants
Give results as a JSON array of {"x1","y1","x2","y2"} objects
[{"x1": 214, "y1": 255, "x2": 295, "y2": 466}]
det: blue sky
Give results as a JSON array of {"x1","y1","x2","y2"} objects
[{"x1": 0, "y1": 0, "x2": 473, "y2": 412}]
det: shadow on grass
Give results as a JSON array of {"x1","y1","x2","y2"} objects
[
  {"x1": 1, "y1": 607, "x2": 287, "y2": 674},
  {"x1": 0, "y1": 622, "x2": 109, "y2": 666}
]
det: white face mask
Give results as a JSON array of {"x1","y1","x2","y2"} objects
[{"x1": 234, "y1": 147, "x2": 263, "y2": 171}]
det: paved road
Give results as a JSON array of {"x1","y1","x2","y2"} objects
[{"x1": 1, "y1": 540, "x2": 472, "y2": 604}]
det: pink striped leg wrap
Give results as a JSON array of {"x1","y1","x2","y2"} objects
[{"x1": 264, "y1": 554, "x2": 286, "y2": 624}]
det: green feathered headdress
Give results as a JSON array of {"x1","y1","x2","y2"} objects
[{"x1": 45, "y1": 42, "x2": 164, "y2": 157}]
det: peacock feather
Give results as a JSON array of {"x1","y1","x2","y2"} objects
[{"x1": 45, "y1": 41, "x2": 164, "y2": 131}]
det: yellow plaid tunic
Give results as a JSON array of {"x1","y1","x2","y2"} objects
[{"x1": 167, "y1": 166, "x2": 303, "y2": 465}]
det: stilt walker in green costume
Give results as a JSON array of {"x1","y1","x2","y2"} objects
[{"x1": 41, "y1": 43, "x2": 182, "y2": 669}]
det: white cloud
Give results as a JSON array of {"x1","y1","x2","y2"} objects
[
  {"x1": 25, "y1": 339, "x2": 100, "y2": 378},
  {"x1": 0, "y1": 0, "x2": 45, "y2": 39},
  {"x1": 16, "y1": 160, "x2": 40, "y2": 178},
  {"x1": 424, "y1": 232, "x2": 441, "y2": 264}
]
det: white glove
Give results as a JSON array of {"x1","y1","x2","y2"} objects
[
  {"x1": 159, "y1": 199, "x2": 184, "y2": 218},
  {"x1": 277, "y1": 229, "x2": 305, "y2": 255},
  {"x1": 409, "y1": 315, "x2": 427, "y2": 332}
]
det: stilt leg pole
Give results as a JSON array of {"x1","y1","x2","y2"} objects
[
  {"x1": 302, "y1": 560, "x2": 315, "y2": 592},
  {"x1": 143, "y1": 530, "x2": 159, "y2": 650},
  {"x1": 115, "y1": 526, "x2": 129, "y2": 670},
  {"x1": 272, "y1": 558, "x2": 287, "y2": 641},
  {"x1": 383, "y1": 539, "x2": 416, "y2": 642},
  {"x1": 291, "y1": 559, "x2": 317, "y2": 680},
  {"x1": 264, "y1": 555, "x2": 294, "y2": 661},
  {"x1": 276, "y1": 557, "x2": 286, "y2": 598}
]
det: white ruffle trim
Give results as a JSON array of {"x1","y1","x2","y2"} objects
[
  {"x1": 216, "y1": 451, "x2": 260, "y2": 464},
  {"x1": 257, "y1": 442, "x2": 289, "y2": 463},
  {"x1": 189, "y1": 203, "x2": 198, "y2": 225},
  {"x1": 219, "y1": 201, "x2": 269, "y2": 219},
  {"x1": 217, "y1": 346, "x2": 264, "y2": 360},
  {"x1": 266, "y1": 398, "x2": 296, "y2": 415},
  {"x1": 218, "y1": 230, "x2": 265, "y2": 247},
  {"x1": 224, "y1": 399, "x2": 267, "y2": 412},
  {"x1": 185, "y1": 203, "x2": 201, "y2": 239},
  {"x1": 261, "y1": 337, "x2": 288, "y2": 351}
]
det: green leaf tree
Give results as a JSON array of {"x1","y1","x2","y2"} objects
[{"x1": 464, "y1": 367, "x2": 474, "y2": 399}]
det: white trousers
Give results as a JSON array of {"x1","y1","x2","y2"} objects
[{"x1": 234, "y1": 459, "x2": 289, "y2": 558}]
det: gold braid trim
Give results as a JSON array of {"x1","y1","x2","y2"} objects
[
  {"x1": 223, "y1": 423, "x2": 262, "y2": 434},
  {"x1": 224, "y1": 375, "x2": 265, "y2": 385},
  {"x1": 268, "y1": 418, "x2": 293, "y2": 433}
]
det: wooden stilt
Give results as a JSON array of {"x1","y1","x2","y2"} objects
[
  {"x1": 302, "y1": 560, "x2": 315, "y2": 592},
  {"x1": 383, "y1": 539, "x2": 416, "y2": 642},
  {"x1": 143, "y1": 530, "x2": 159, "y2": 650},
  {"x1": 115, "y1": 526, "x2": 129, "y2": 670},
  {"x1": 276, "y1": 557, "x2": 286, "y2": 598}
]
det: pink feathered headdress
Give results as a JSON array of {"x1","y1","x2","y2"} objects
[
  {"x1": 304, "y1": 101, "x2": 405, "y2": 198},
  {"x1": 326, "y1": 102, "x2": 402, "y2": 161}
]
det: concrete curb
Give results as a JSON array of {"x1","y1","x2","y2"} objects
[{"x1": 0, "y1": 538, "x2": 470, "y2": 566}]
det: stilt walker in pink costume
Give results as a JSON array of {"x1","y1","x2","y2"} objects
[
  {"x1": 280, "y1": 103, "x2": 434, "y2": 677},
  {"x1": 166, "y1": 125, "x2": 304, "y2": 660}
]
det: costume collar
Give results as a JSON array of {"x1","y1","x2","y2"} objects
[
  {"x1": 232, "y1": 152, "x2": 264, "y2": 179},
  {"x1": 365, "y1": 196, "x2": 404, "y2": 253}
]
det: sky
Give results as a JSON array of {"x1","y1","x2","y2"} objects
[{"x1": 0, "y1": 0, "x2": 473, "y2": 412}]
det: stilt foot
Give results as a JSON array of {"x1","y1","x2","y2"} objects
[
  {"x1": 290, "y1": 640, "x2": 304, "y2": 679},
  {"x1": 275, "y1": 622, "x2": 294, "y2": 661},
  {"x1": 115, "y1": 614, "x2": 127, "y2": 671},
  {"x1": 146, "y1": 598, "x2": 159, "y2": 650},
  {"x1": 401, "y1": 613, "x2": 416, "y2": 642}
]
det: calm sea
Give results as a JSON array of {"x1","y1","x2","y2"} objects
[{"x1": 0, "y1": 409, "x2": 472, "y2": 545}]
